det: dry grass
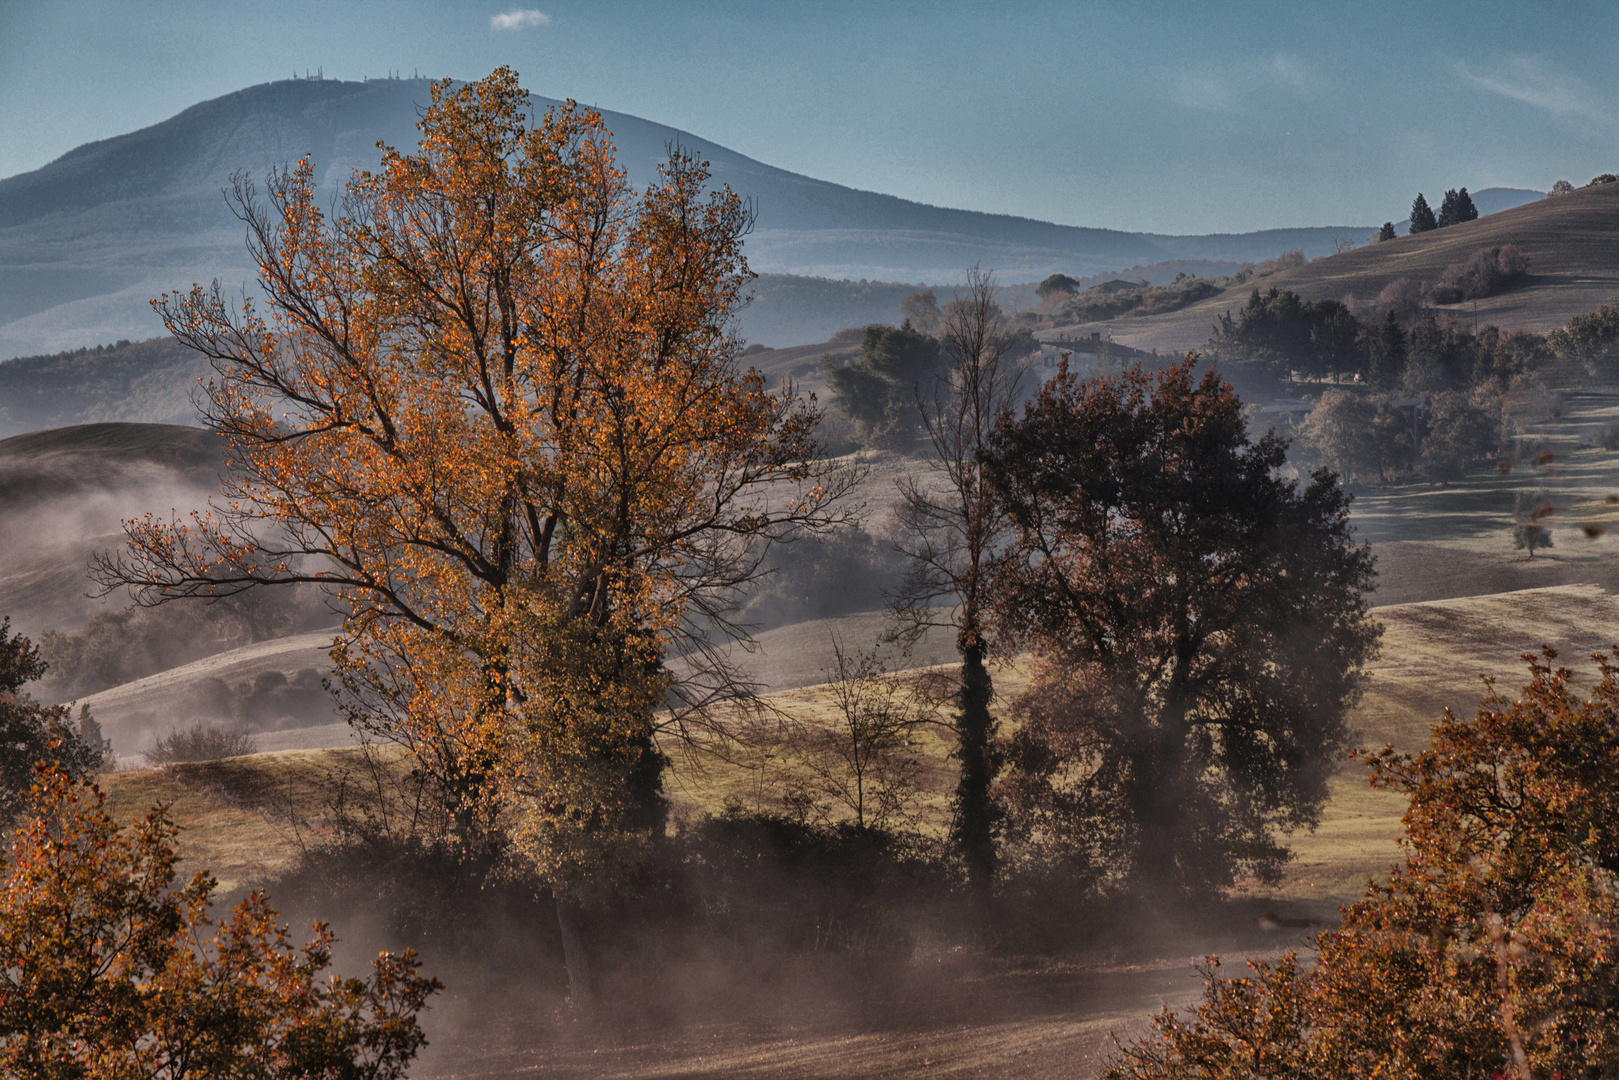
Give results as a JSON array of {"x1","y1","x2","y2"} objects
[
  {"x1": 72, "y1": 380, "x2": 1619, "y2": 1077},
  {"x1": 97, "y1": 745, "x2": 401, "y2": 892}
]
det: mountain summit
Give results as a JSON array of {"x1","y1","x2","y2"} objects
[{"x1": 0, "y1": 76, "x2": 1536, "y2": 356}]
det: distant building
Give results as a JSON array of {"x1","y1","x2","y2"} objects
[
  {"x1": 1086, "y1": 279, "x2": 1147, "y2": 295},
  {"x1": 1034, "y1": 332, "x2": 1154, "y2": 379}
]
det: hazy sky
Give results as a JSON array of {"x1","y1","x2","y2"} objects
[{"x1": 2, "y1": 0, "x2": 1616, "y2": 234}]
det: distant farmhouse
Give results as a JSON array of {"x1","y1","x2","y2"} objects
[
  {"x1": 1034, "y1": 331, "x2": 1154, "y2": 379},
  {"x1": 1086, "y1": 278, "x2": 1150, "y2": 295}
]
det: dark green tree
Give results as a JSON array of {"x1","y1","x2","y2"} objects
[
  {"x1": 1206, "y1": 289, "x2": 1367, "y2": 379},
  {"x1": 1035, "y1": 273, "x2": 1082, "y2": 300},
  {"x1": 1306, "y1": 298, "x2": 1366, "y2": 380},
  {"x1": 821, "y1": 323, "x2": 947, "y2": 448},
  {"x1": 1409, "y1": 193, "x2": 1438, "y2": 234},
  {"x1": 984, "y1": 358, "x2": 1379, "y2": 895},
  {"x1": 892, "y1": 268, "x2": 1021, "y2": 907},
  {"x1": 1376, "y1": 221, "x2": 1397, "y2": 242},
  {"x1": 0, "y1": 618, "x2": 104, "y2": 825},
  {"x1": 1438, "y1": 187, "x2": 1480, "y2": 227},
  {"x1": 1369, "y1": 309, "x2": 1408, "y2": 386}
]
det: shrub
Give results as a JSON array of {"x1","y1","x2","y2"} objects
[
  {"x1": 1588, "y1": 173, "x2": 1618, "y2": 186},
  {"x1": 1056, "y1": 276, "x2": 1222, "y2": 324},
  {"x1": 1376, "y1": 276, "x2": 1430, "y2": 320},
  {"x1": 1105, "y1": 651, "x2": 1619, "y2": 1079},
  {"x1": 1548, "y1": 296, "x2": 1619, "y2": 365},
  {"x1": 0, "y1": 769, "x2": 439, "y2": 1075},
  {"x1": 1430, "y1": 244, "x2": 1530, "y2": 304},
  {"x1": 739, "y1": 525, "x2": 907, "y2": 630},
  {"x1": 143, "y1": 721, "x2": 258, "y2": 766}
]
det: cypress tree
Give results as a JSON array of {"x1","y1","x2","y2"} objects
[
  {"x1": 1438, "y1": 189, "x2": 1460, "y2": 228},
  {"x1": 1455, "y1": 186, "x2": 1478, "y2": 223},
  {"x1": 1409, "y1": 193, "x2": 1438, "y2": 234},
  {"x1": 1370, "y1": 309, "x2": 1407, "y2": 385}
]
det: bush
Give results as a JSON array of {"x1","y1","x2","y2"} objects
[
  {"x1": 143, "y1": 722, "x2": 258, "y2": 766},
  {"x1": 1588, "y1": 173, "x2": 1618, "y2": 186},
  {"x1": 1105, "y1": 651, "x2": 1619, "y2": 1079},
  {"x1": 1548, "y1": 296, "x2": 1619, "y2": 365},
  {"x1": 677, "y1": 806, "x2": 951, "y2": 961},
  {"x1": 0, "y1": 770, "x2": 438, "y2": 1075},
  {"x1": 738, "y1": 525, "x2": 907, "y2": 630},
  {"x1": 1430, "y1": 244, "x2": 1530, "y2": 304},
  {"x1": 1376, "y1": 276, "x2": 1431, "y2": 319}
]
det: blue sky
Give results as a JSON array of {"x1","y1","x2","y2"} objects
[{"x1": 1, "y1": 0, "x2": 1615, "y2": 234}]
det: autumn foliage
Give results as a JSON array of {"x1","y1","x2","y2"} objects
[
  {"x1": 0, "y1": 768, "x2": 439, "y2": 1078},
  {"x1": 984, "y1": 357, "x2": 1379, "y2": 895},
  {"x1": 1107, "y1": 650, "x2": 1619, "y2": 1078},
  {"x1": 96, "y1": 68, "x2": 852, "y2": 869}
]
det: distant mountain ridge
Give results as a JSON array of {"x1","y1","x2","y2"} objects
[{"x1": 0, "y1": 76, "x2": 1540, "y2": 355}]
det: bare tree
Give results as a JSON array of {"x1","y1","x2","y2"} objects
[
  {"x1": 787, "y1": 636, "x2": 925, "y2": 831},
  {"x1": 889, "y1": 265, "x2": 1023, "y2": 901}
]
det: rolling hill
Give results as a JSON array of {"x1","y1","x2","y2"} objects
[
  {"x1": 0, "y1": 422, "x2": 226, "y2": 636},
  {"x1": 1089, "y1": 181, "x2": 1619, "y2": 355},
  {"x1": 0, "y1": 76, "x2": 1396, "y2": 358}
]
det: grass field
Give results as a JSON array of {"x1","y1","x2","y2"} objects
[
  {"x1": 38, "y1": 372, "x2": 1619, "y2": 1076},
  {"x1": 121, "y1": 573, "x2": 1618, "y2": 903}
]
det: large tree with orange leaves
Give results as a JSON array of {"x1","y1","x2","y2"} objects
[{"x1": 94, "y1": 69, "x2": 855, "y2": 865}]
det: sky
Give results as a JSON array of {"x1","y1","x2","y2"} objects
[{"x1": 2, "y1": 0, "x2": 1616, "y2": 235}]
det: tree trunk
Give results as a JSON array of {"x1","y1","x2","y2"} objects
[
  {"x1": 555, "y1": 897, "x2": 596, "y2": 1016},
  {"x1": 952, "y1": 640, "x2": 998, "y2": 906}
]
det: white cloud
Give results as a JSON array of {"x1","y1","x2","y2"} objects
[
  {"x1": 1171, "y1": 52, "x2": 1324, "y2": 113},
  {"x1": 1454, "y1": 56, "x2": 1608, "y2": 123},
  {"x1": 490, "y1": 9, "x2": 550, "y2": 31}
]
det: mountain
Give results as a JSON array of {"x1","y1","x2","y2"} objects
[
  {"x1": 0, "y1": 76, "x2": 1393, "y2": 357},
  {"x1": 1084, "y1": 182, "x2": 1619, "y2": 356}
]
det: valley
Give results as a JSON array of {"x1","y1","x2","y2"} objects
[{"x1": 3, "y1": 42, "x2": 1618, "y2": 1077}]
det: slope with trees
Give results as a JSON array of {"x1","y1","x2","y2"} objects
[{"x1": 1085, "y1": 181, "x2": 1619, "y2": 357}]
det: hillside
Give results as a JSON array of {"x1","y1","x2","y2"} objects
[
  {"x1": 0, "y1": 423, "x2": 225, "y2": 636},
  {"x1": 0, "y1": 77, "x2": 1386, "y2": 358},
  {"x1": 1091, "y1": 182, "x2": 1619, "y2": 355},
  {"x1": 0, "y1": 336, "x2": 208, "y2": 437}
]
